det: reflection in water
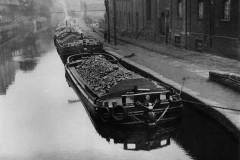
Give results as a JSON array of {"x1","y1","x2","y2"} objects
[
  {"x1": 0, "y1": 60, "x2": 17, "y2": 95},
  {"x1": 93, "y1": 121, "x2": 179, "y2": 151},
  {"x1": 0, "y1": 31, "x2": 52, "y2": 95},
  {"x1": 0, "y1": 45, "x2": 18, "y2": 95},
  {"x1": 19, "y1": 59, "x2": 38, "y2": 72},
  {"x1": 85, "y1": 99, "x2": 239, "y2": 159}
]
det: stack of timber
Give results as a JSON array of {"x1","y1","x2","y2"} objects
[{"x1": 209, "y1": 71, "x2": 240, "y2": 92}]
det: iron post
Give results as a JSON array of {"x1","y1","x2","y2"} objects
[
  {"x1": 113, "y1": 0, "x2": 117, "y2": 45},
  {"x1": 105, "y1": 0, "x2": 111, "y2": 43}
]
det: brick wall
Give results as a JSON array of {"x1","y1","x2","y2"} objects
[
  {"x1": 108, "y1": 0, "x2": 170, "y2": 42},
  {"x1": 106, "y1": 0, "x2": 240, "y2": 59},
  {"x1": 170, "y1": 0, "x2": 186, "y2": 48},
  {"x1": 170, "y1": 0, "x2": 240, "y2": 58},
  {"x1": 214, "y1": 0, "x2": 239, "y2": 37},
  {"x1": 209, "y1": 0, "x2": 240, "y2": 58}
]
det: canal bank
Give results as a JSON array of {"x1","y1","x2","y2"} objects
[{"x1": 102, "y1": 42, "x2": 240, "y2": 137}]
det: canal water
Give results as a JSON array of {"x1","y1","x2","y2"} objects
[{"x1": 0, "y1": 31, "x2": 239, "y2": 160}]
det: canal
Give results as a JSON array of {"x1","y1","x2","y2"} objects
[{"x1": 0, "y1": 31, "x2": 239, "y2": 160}]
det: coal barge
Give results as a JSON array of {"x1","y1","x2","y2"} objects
[
  {"x1": 54, "y1": 24, "x2": 103, "y2": 63},
  {"x1": 65, "y1": 53, "x2": 183, "y2": 126}
]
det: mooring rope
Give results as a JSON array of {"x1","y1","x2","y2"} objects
[{"x1": 183, "y1": 100, "x2": 240, "y2": 112}]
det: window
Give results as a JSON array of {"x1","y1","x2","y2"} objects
[
  {"x1": 136, "y1": 12, "x2": 139, "y2": 31},
  {"x1": 146, "y1": 0, "x2": 151, "y2": 20},
  {"x1": 128, "y1": 12, "x2": 131, "y2": 26},
  {"x1": 159, "y1": 12, "x2": 165, "y2": 35},
  {"x1": 198, "y1": 0, "x2": 204, "y2": 19},
  {"x1": 223, "y1": 0, "x2": 231, "y2": 21},
  {"x1": 175, "y1": 35, "x2": 181, "y2": 46},
  {"x1": 177, "y1": 0, "x2": 183, "y2": 18}
]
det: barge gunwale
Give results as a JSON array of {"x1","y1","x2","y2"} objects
[{"x1": 65, "y1": 65, "x2": 97, "y2": 106}]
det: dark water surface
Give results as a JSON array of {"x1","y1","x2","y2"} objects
[{"x1": 0, "y1": 32, "x2": 239, "y2": 160}]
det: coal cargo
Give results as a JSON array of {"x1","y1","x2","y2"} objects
[
  {"x1": 75, "y1": 55, "x2": 142, "y2": 96},
  {"x1": 54, "y1": 20, "x2": 103, "y2": 63}
]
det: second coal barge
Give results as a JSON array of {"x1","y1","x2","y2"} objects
[
  {"x1": 54, "y1": 24, "x2": 103, "y2": 64},
  {"x1": 65, "y1": 53, "x2": 183, "y2": 127}
]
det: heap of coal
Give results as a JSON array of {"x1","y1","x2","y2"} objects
[
  {"x1": 54, "y1": 24, "x2": 103, "y2": 52},
  {"x1": 55, "y1": 27, "x2": 84, "y2": 45},
  {"x1": 55, "y1": 22, "x2": 83, "y2": 39},
  {"x1": 76, "y1": 55, "x2": 142, "y2": 96}
]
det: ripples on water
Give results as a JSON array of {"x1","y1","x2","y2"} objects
[{"x1": 0, "y1": 31, "x2": 239, "y2": 160}]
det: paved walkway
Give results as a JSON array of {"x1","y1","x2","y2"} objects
[{"x1": 98, "y1": 34, "x2": 240, "y2": 131}]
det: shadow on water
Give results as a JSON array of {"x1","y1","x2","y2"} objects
[
  {"x1": 93, "y1": 120, "x2": 180, "y2": 151},
  {"x1": 87, "y1": 101, "x2": 239, "y2": 160},
  {"x1": 0, "y1": 30, "x2": 53, "y2": 95},
  {"x1": 175, "y1": 104, "x2": 239, "y2": 160}
]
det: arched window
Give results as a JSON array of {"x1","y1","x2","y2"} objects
[
  {"x1": 198, "y1": 0, "x2": 204, "y2": 19},
  {"x1": 177, "y1": 0, "x2": 183, "y2": 18},
  {"x1": 223, "y1": 0, "x2": 231, "y2": 21}
]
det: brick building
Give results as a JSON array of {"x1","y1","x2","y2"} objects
[
  {"x1": 171, "y1": 0, "x2": 240, "y2": 58},
  {"x1": 106, "y1": 0, "x2": 240, "y2": 59},
  {"x1": 107, "y1": 0, "x2": 171, "y2": 42}
]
